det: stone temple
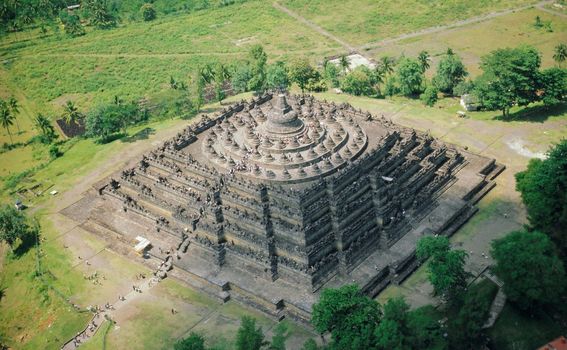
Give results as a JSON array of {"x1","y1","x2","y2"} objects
[{"x1": 67, "y1": 92, "x2": 503, "y2": 323}]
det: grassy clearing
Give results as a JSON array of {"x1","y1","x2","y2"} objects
[
  {"x1": 282, "y1": 0, "x2": 538, "y2": 46},
  {"x1": 0, "y1": 213, "x2": 92, "y2": 350},
  {"x1": 370, "y1": 8, "x2": 567, "y2": 76}
]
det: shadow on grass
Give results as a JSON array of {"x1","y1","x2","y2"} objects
[
  {"x1": 493, "y1": 103, "x2": 567, "y2": 123},
  {"x1": 121, "y1": 127, "x2": 156, "y2": 143},
  {"x1": 11, "y1": 231, "x2": 36, "y2": 258}
]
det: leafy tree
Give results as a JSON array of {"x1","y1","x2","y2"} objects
[
  {"x1": 538, "y1": 67, "x2": 567, "y2": 106},
  {"x1": 288, "y1": 58, "x2": 320, "y2": 93},
  {"x1": 247, "y1": 44, "x2": 267, "y2": 93},
  {"x1": 432, "y1": 52, "x2": 468, "y2": 94},
  {"x1": 515, "y1": 140, "x2": 567, "y2": 256},
  {"x1": 382, "y1": 77, "x2": 399, "y2": 97},
  {"x1": 59, "y1": 10, "x2": 85, "y2": 36},
  {"x1": 374, "y1": 297, "x2": 409, "y2": 350},
  {"x1": 269, "y1": 322, "x2": 288, "y2": 350},
  {"x1": 473, "y1": 46, "x2": 541, "y2": 117},
  {"x1": 417, "y1": 50, "x2": 430, "y2": 73},
  {"x1": 82, "y1": 0, "x2": 117, "y2": 29},
  {"x1": 323, "y1": 61, "x2": 341, "y2": 88},
  {"x1": 0, "y1": 205, "x2": 32, "y2": 251},
  {"x1": 174, "y1": 332, "x2": 206, "y2": 350},
  {"x1": 236, "y1": 316, "x2": 266, "y2": 350},
  {"x1": 63, "y1": 101, "x2": 82, "y2": 125},
  {"x1": 231, "y1": 63, "x2": 253, "y2": 93},
  {"x1": 448, "y1": 281, "x2": 496, "y2": 349},
  {"x1": 266, "y1": 61, "x2": 290, "y2": 91},
  {"x1": 312, "y1": 284, "x2": 381, "y2": 350},
  {"x1": 340, "y1": 67, "x2": 375, "y2": 96},
  {"x1": 416, "y1": 236, "x2": 469, "y2": 305},
  {"x1": 420, "y1": 85, "x2": 438, "y2": 107},
  {"x1": 553, "y1": 43, "x2": 567, "y2": 67},
  {"x1": 491, "y1": 230, "x2": 566, "y2": 310},
  {"x1": 140, "y1": 3, "x2": 156, "y2": 21},
  {"x1": 301, "y1": 339, "x2": 320, "y2": 350},
  {"x1": 0, "y1": 100, "x2": 15, "y2": 143},
  {"x1": 394, "y1": 57, "x2": 424, "y2": 96},
  {"x1": 85, "y1": 102, "x2": 138, "y2": 142},
  {"x1": 406, "y1": 306, "x2": 446, "y2": 349},
  {"x1": 34, "y1": 113, "x2": 57, "y2": 143}
]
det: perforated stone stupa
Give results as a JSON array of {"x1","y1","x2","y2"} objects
[{"x1": 88, "y1": 92, "x2": 503, "y2": 322}]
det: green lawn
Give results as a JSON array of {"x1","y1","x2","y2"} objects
[{"x1": 282, "y1": 0, "x2": 538, "y2": 46}]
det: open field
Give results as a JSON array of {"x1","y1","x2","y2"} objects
[
  {"x1": 368, "y1": 7, "x2": 567, "y2": 76},
  {"x1": 281, "y1": 0, "x2": 539, "y2": 47}
]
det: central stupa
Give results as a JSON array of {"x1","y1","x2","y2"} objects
[{"x1": 203, "y1": 94, "x2": 368, "y2": 183}]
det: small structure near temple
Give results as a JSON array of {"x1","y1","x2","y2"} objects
[{"x1": 76, "y1": 92, "x2": 502, "y2": 323}]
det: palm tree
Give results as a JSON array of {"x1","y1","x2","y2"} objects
[
  {"x1": 199, "y1": 64, "x2": 215, "y2": 85},
  {"x1": 417, "y1": 50, "x2": 430, "y2": 73},
  {"x1": 63, "y1": 101, "x2": 81, "y2": 125},
  {"x1": 378, "y1": 56, "x2": 395, "y2": 76},
  {"x1": 553, "y1": 43, "x2": 567, "y2": 67},
  {"x1": 7, "y1": 96, "x2": 21, "y2": 133},
  {"x1": 34, "y1": 113, "x2": 55, "y2": 140},
  {"x1": 0, "y1": 100, "x2": 15, "y2": 144},
  {"x1": 339, "y1": 55, "x2": 349, "y2": 74}
]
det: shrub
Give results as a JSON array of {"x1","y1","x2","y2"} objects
[
  {"x1": 420, "y1": 86, "x2": 439, "y2": 106},
  {"x1": 140, "y1": 3, "x2": 156, "y2": 21}
]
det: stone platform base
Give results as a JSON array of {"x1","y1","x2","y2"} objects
[{"x1": 61, "y1": 152, "x2": 503, "y2": 324}]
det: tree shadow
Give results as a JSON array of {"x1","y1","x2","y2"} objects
[
  {"x1": 121, "y1": 127, "x2": 156, "y2": 143},
  {"x1": 11, "y1": 231, "x2": 36, "y2": 258},
  {"x1": 493, "y1": 103, "x2": 567, "y2": 123}
]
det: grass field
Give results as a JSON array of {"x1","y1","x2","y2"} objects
[
  {"x1": 369, "y1": 7, "x2": 567, "y2": 76},
  {"x1": 0, "y1": 0, "x2": 339, "y2": 121},
  {"x1": 281, "y1": 0, "x2": 539, "y2": 46}
]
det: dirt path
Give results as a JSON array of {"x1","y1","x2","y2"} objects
[
  {"x1": 272, "y1": 1, "x2": 359, "y2": 54},
  {"x1": 61, "y1": 274, "x2": 162, "y2": 350},
  {"x1": 361, "y1": 0, "x2": 553, "y2": 52},
  {"x1": 536, "y1": 3, "x2": 567, "y2": 18}
]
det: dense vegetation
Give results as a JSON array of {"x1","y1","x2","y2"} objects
[{"x1": 515, "y1": 140, "x2": 567, "y2": 261}]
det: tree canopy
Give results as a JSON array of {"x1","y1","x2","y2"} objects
[
  {"x1": 515, "y1": 140, "x2": 567, "y2": 257},
  {"x1": 473, "y1": 46, "x2": 541, "y2": 117},
  {"x1": 312, "y1": 284, "x2": 381, "y2": 350},
  {"x1": 491, "y1": 230, "x2": 566, "y2": 310},
  {"x1": 0, "y1": 205, "x2": 33, "y2": 250},
  {"x1": 394, "y1": 57, "x2": 424, "y2": 96},
  {"x1": 174, "y1": 332, "x2": 206, "y2": 350},
  {"x1": 288, "y1": 59, "x2": 321, "y2": 93},
  {"x1": 340, "y1": 67, "x2": 376, "y2": 96},
  {"x1": 247, "y1": 45, "x2": 268, "y2": 93},
  {"x1": 266, "y1": 61, "x2": 290, "y2": 91},
  {"x1": 432, "y1": 52, "x2": 468, "y2": 94},
  {"x1": 416, "y1": 236, "x2": 469, "y2": 305},
  {"x1": 236, "y1": 316, "x2": 266, "y2": 350}
]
